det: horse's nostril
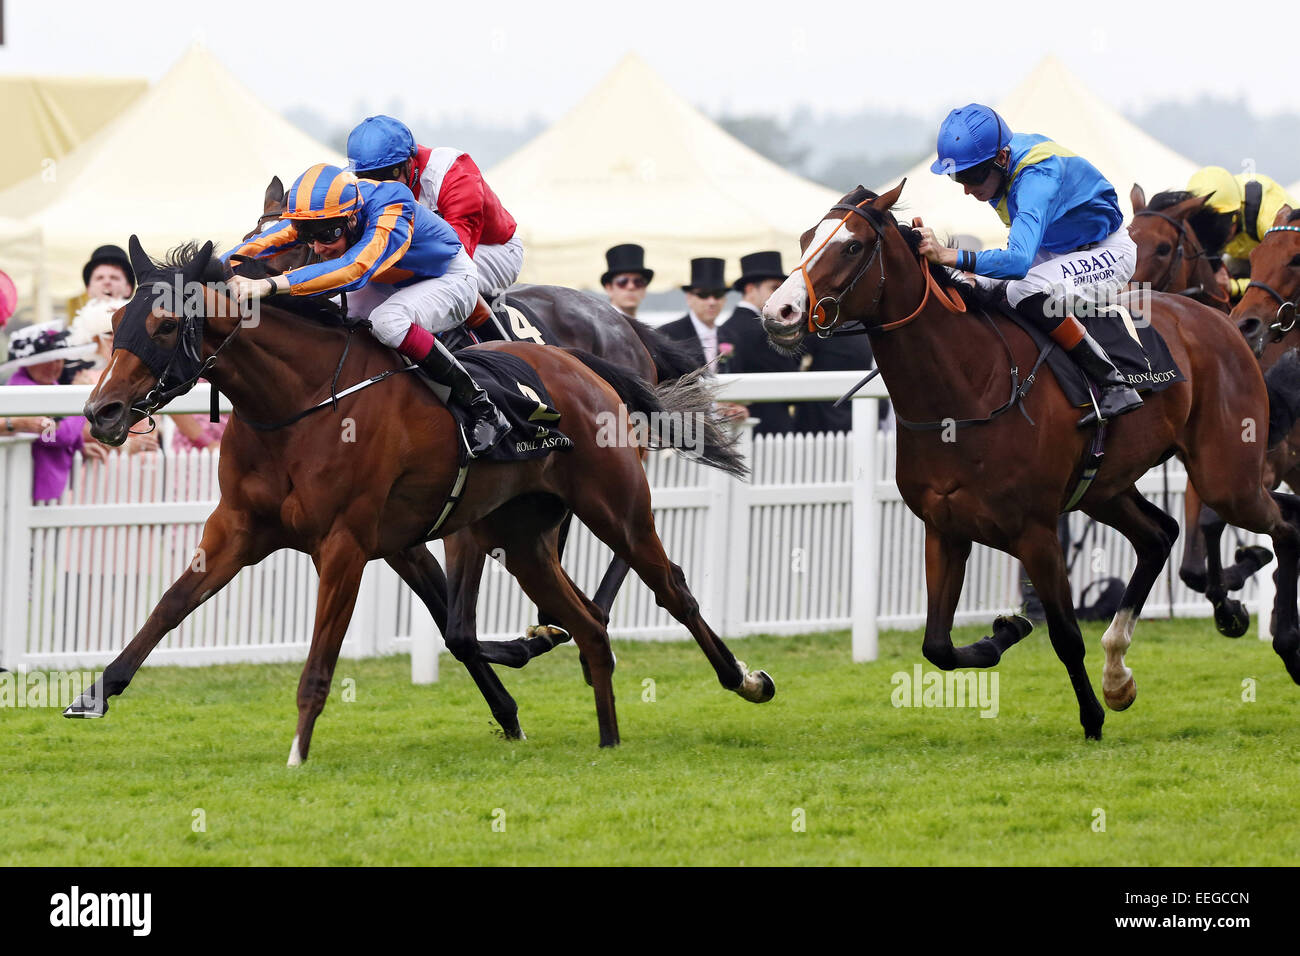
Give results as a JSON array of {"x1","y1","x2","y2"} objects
[
  {"x1": 780, "y1": 303, "x2": 794, "y2": 320},
  {"x1": 96, "y1": 401, "x2": 125, "y2": 426},
  {"x1": 1239, "y1": 318, "x2": 1262, "y2": 338}
]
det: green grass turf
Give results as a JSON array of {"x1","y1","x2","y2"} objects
[{"x1": 2, "y1": 617, "x2": 1297, "y2": 866}]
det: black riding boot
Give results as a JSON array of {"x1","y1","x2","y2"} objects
[
  {"x1": 1068, "y1": 332, "x2": 1144, "y2": 426},
  {"x1": 415, "y1": 337, "x2": 510, "y2": 458}
]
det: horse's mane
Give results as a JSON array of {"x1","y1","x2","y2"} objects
[
  {"x1": 839, "y1": 186, "x2": 983, "y2": 310},
  {"x1": 1143, "y1": 191, "x2": 1234, "y2": 255},
  {"x1": 1289, "y1": 208, "x2": 1300, "y2": 224},
  {"x1": 159, "y1": 240, "x2": 353, "y2": 329}
]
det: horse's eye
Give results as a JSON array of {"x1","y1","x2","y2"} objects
[
  {"x1": 845, "y1": 241, "x2": 864, "y2": 256},
  {"x1": 1156, "y1": 243, "x2": 1172, "y2": 257},
  {"x1": 155, "y1": 319, "x2": 178, "y2": 336}
]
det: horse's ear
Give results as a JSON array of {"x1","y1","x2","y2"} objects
[
  {"x1": 1168, "y1": 192, "x2": 1211, "y2": 221},
  {"x1": 184, "y1": 241, "x2": 215, "y2": 284},
  {"x1": 128, "y1": 235, "x2": 152, "y2": 283},
  {"x1": 1130, "y1": 184, "x2": 1146, "y2": 213},
  {"x1": 1274, "y1": 204, "x2": 1294, "y2": 228},
  {"x1": 265, "y1": 175, "x2": 285, "y2": 211},
  {"x1": 873, "y1": 178, "x2": 907, "y2": 211}
]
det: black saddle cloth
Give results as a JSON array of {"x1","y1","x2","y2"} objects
[
  {"x1": 1000, "y1": 295, "x2": 1185, "y2": 408},
  {"x1": 450, "y1": 349, "x2": 572, "y2": 462}
]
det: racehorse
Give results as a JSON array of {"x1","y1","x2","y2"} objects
[
  {"x1": 63, "y1": 237, "x2": 775, "y2": 760},
  {"x1": 237, "y1": 176, "x2": 706, "y2": 726},
  {"x1": 1128, "y1": 184, "x2": 1273, "y2": 629},
  {"x1": 761, "y1": 183, "x2": 1300, "y2": 739}
]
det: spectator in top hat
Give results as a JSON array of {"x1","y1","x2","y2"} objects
[
  {"x1": 601, "y1": 244, "x2": 654, "y2": 319},
  {"x1": 718, "y1": 251, "x2": 800, "y2": 435},
  {"x1": 659, "y1": 257, "x2": 729, "y2": 369},
  {"x1": 82, "y1": 244, "x2": 135, "y2": 301}
]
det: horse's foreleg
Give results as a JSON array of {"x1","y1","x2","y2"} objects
[
  {"x1": 1200, "y1": 508, "x2": 1251, "y2": 637},
  {"x1": 920, "y1": 527, "x2": 1031, "y2": 671},
  {"x1": 63, "y1": 506, "x2": 265, "y2": 718},
  {"x1": 289, "y1": 534, "x2": 367, "y2": 766},
  {"x1": 1084, "y1": 487, "x2": 1180, "y2": 710},
  {"x1": 1017, "y1": 522, "x2": 1105, "y2": 740}
]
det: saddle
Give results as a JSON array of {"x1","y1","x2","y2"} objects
[{"x1": 996, "y1": 293, "x2": 1185, "y2": 409}]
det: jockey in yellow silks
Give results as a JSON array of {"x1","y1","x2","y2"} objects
[{"x1": 1186, "y1": 166, "x2": 1298, "y2": 301}]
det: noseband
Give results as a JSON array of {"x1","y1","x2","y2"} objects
[{"x1": 798, "y1": 200, "x2": 888, "y2": 336}]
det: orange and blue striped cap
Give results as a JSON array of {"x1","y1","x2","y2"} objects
[{"x1": 284, "y1": 164, "x2": 363, "y2": 220}]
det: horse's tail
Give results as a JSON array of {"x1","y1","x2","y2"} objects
[
  {"x1": 564, "y1": 349, "x2": 749, "y2": 480},
  {"x1": 623, "y1": 315, "x2": 702, "y2": 383},
  {"x1": 1265, "y1": 349, "x2": 1300, "y2": 448}
]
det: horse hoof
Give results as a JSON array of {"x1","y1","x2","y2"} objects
[
  {"x1": 287, "y1": 736, "x2": 303, "y2": 767},
  {"x1": 62, "y1": 690, "x2": 107, "y2": 718},
  {"x1": 994, "y1": 613, "x2": 1034, "y2": 641},
  {"x1": 1104, "y1": 676, "x2": 1137, "y2": 711},
  {"x1": 1214, "y1": 600, "x2": 1250, "y2": 638},
  {"x1": 1179, "y1": 567, "x2": 1208, "y2": 594},
  {"x1": 1084, "y1": 726, "x2": 1103, "y2": 741},
  {"x1": 738, "y1": 669, "x2": 776, "y2": 704}
]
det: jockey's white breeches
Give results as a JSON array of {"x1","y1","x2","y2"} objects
[
  {"x1": 976, "y1": 228, "x2": 1137, "y2": 316},
  {"x1": 472, "y1": 235, "x2": 524, "y2": 299},
  {"x1": 348, "y1": 248, "x2": 479, "y2": 347}
]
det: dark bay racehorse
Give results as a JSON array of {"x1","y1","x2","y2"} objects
[
  {"x1": 239, "y1": 176, "x2": 704, "y2": 718},
  {"x1": 64, "y1": 237, "x2": 774, "y2": 760},
  {"x1": 762, "y1": 183, "x2": 1300, "y2": 739}
]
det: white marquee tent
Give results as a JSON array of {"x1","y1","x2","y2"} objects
[
  {"x1": 877, "y1": 56, "x2": 1201, "y2": 250},
  {"x1": 0, "y1": 43, "x2": 345, "y2": 311},
  {"x1": 488, "y1": 53, "x2": 840, "y2": 291}
]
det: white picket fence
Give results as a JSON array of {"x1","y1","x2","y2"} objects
[{"x1": 0, "y1": 376, "x2": 1272, "y2": 679}]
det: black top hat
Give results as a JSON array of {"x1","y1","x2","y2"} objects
[
  {"x1": 81, "y1": 244, "x2": 135, "y2": 290},
  {"x1": 601, "y1": 244, "x2": 654, "y2": 286},
  {"x1": 732, "y1": 251, "x2": 787, "y2": 292},
  {"x1": 681, "y1": 257, "x2": 728, "y2": 293}
]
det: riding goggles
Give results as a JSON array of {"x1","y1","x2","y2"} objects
[
  {"x1": 949, "y1": 156, "x2": 997, "y2": 186},
  {"x1": 296, "y1": 220, "x2": 349, "y2": 245}
]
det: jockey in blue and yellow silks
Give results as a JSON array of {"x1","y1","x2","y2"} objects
[
  {"x1": 915, "y1": 104, "x2": 1143, "y2": 425},
  {"x1": 1186, "y1": 166, "x2": 1299, "y2": 301},
  {"x1": 226, "y1": 163, "x2": 509, "y2": 458}
]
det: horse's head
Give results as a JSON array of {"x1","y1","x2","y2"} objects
[
  {"x1": 84, "y1": 235, "x2": 226, "y2": 445},
  {"x1": 762, "y1": 181, "x2": 907, "y2": 353},
  {"x1": 235, "y1": 176, "x2": 314, "y2": 277},
  {"x1": 1128, "y1": 186, "x2": 1220, "y2": 304},
  {"x1": 1234, "y1": 206, "x2": 1300, "y2": 358}
]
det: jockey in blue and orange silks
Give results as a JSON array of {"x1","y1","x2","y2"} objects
[
  {"x1": 225, "y1": 163, "x2": 509, "y2": 458},
  {"x1": 914, "y1": 104, "x2": 1143, "y2": 424}
]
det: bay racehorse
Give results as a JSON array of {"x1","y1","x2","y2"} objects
[
  {"x1": 762, "y1": 183, "x2": 1300, "y2": 739},
  {"x1": 238, "y1": 176, "x2": 706, "y2": 725},
  {"x1": 63, "y1": 237, "x2": 774, "y2": 760},
  {"x1": 1128, "y1": 184, "x2": 1273, "y2": 631}
]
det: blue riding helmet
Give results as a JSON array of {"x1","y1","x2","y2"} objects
[
  {"x1": 929, "y1": 104, "x2": 1013, "y2": 175},
  {"x1": 347, "y1": 115, "x2": 416, "y2": 174}
]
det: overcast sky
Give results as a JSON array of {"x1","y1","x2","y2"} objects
[{"x1": 2, "y1": 0, "x2": 1294, "y2": 125}]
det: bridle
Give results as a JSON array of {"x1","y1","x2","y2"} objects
[
  {"x1": 1245, "y1": 224, "x2": 1300, "y2": 340},
  {"x1": 1131, "y1": 209, "x2": 1228, "y2": 307},
  {"x1": 797, "y1": 198, "x2": 965, "y2": 338},
  {"x1": 798, "y1": 199, "x2": 888, "y2": 336}
]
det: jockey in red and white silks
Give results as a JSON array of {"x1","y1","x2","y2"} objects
[{"x1": 347, "y1": 115, "x2": 523, "y2": 300}]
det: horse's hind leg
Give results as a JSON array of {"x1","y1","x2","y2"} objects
[
  {"x1": 574, "y1": 491, "x2": 774, "y2": 704},
  {"x1": 1266, "y1": 492, "x2": 1300, "y2": 682},
  {"x1": 1200, "y1": 509, "x2": 1252, "y2": 637},
  {"x1": 1017, "y1": 521, "x2": 1106, "y2": 739},
  {"x1": 386, "y1": 541, "x2": 525, "y2": 740},
  {"x1": 1178, "y1": 486, "x2": 1210, "y2": 594},
  {"x1": 1083, "y1": 486, "x2": 1180, "y2": 710},
  {"x1": 494, "y1": 531, "x2": 622, "y2": 747}
]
